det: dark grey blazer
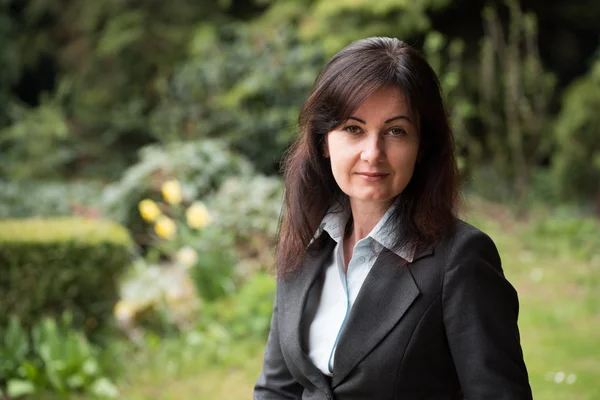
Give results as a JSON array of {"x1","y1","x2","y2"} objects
[{"x1": 254, "y1": 220, "x2": 532, "y2": 399}]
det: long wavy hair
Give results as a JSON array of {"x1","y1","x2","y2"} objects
[{"x1": 276, "y1": 37, "x2": 460, "y2": 278}]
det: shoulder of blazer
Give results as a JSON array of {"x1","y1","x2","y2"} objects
[{"x1": 440, "y1": 218, "x2": 499, "y2": 261}]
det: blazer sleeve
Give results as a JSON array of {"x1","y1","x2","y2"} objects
[
  {"x1": 254, "y1": 290, "x2": 303, "y2": 399},
  {"x1": 442, "y1": 228, "x2": 533, "y2": 399}
]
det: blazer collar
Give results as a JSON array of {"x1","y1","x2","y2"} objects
[{"x1": 317, "y1": 198, "x2": 415, "y2": 262}]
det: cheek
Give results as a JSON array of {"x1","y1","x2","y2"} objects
[
  {"x1": 391, "y1": 147, "x2": 419, "y2": 176},
  {"x1": 329, "y1": 154, "x2": 350, "y2": 183}
]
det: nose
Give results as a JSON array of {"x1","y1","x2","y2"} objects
[{"x1": 360, "y1": 133, "x2": 384, "y2": 164}]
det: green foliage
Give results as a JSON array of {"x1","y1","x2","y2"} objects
[
  {"x1": 205, "y1": 272, "x2": 275, "y2": 340},
  {"x1": 0, "y1": 0, "x2": 20, "y2": 128},
  {"x1": 150, "y1": 25, "x2": 326, "y2": 173},
  {"x1": 422, "y1": 31, "x2": 477, "y2": 172},
  {"x1": 0, "y1": 97, "x2": 76, "y2": 179},
  {"x1": 0, "y1": 314, "x2": 118, "y2": 399},
  {"x1": 0, "y1": 218, "x2": 133, "y2": 331},
  {"x1": 186, "y1": 226, "x2": 238, "y2": 302},
  {"x1": 0, "y1": 180, "x2": 104, "y2": 218},
  {"x1": 476, "y1": 1, "x2": 556, "y2": 207},
  {"x1": 211, "y1": 175, "x2": 282, "y2": 239},
  {"x1": 552, "y1": 59, "x2": 600, "y2": 204},
  {"x1": 0, "y1": 0, "x2": 244, "y2": 180},
  {"x1": 0, "y1": 317, "x2": 31, "y2": 394},
  {"x1": 257, "y1": 0, "x2": 450, "y2": 54}
]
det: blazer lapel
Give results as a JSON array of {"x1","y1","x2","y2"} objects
[
  {"x1": 331, "y1": 248, "x2": 421, "y2": 387},
  {"x1": 278, "y1": 234, "x2": 336, "y2": 393}
]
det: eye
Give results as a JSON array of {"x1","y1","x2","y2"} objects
[
  {"x1": 343, "y1": 125, "x2": 362, "y2": 135},
  {"x1": 388, "y1": 127, "x2": 407, "y2": 137}
]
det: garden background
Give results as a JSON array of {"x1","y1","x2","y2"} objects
[{"x1": 1, "y1": 0, "x2": 599, "y2": 398}]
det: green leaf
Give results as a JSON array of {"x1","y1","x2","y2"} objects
[
  {"x1": 91, "y1": 377, "x2": 120, "y2": 399},
  {"x1": 19, "y1": 360, "x2": 42, "y2": 382},
  {"x1": 66, "y1": 373, "x2": 84, "y2": 389},
  {"x1": 6, "y1": 379, "x2": 36, "y2": 397},
  {"x1": 4, "y1": 316, "x2": 29, "y2": 361},
  {"x1": 82, "y1": 359, "x2": 99, "y2": 376}
]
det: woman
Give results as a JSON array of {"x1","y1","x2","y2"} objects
[{"x1": 254, "y1": 37, "x2": 532, "y2": 399}]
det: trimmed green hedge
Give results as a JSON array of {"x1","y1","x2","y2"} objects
[{"x1": 0, "y1": 218, "x2": 133, "y2": 331}]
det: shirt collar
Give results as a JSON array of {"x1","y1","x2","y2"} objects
[{"x1": 315, "y1": 198, "x2": 413, "y2": 262}]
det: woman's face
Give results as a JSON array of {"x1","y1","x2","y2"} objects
[{"x1": 325, "y1": 86, "x2": 420, "y2": 210}]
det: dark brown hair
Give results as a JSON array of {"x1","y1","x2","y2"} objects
[{"x1": 277, "y1": 37, "x2": 460, "y2": 277}]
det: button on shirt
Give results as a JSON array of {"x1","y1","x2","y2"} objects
[{"x1": 305, "y1": 202, "x2": 413, "y2": 376}]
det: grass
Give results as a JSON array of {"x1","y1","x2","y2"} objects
[{"x1": 54, "y1": 198, "x2": 600, "y2": 399}]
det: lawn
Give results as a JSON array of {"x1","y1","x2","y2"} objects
[{"x1": 64, "y1": 199, "x2": 600, "y2": 399}]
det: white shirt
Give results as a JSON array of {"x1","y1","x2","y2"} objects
[{"x1": 305, "y1": 201, "x2": 412, "y2": 375}]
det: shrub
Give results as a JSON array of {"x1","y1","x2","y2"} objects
[
  {"x1": 204, "y1": 272, "x2": 276, "y2": 340},
  {"x1": 0, "y1": 180, "x2": 104, "y2": 219},
  {"x1": 149, "y1": 25, "x2": 326, "y2": 174},
  {"x1": 0, "y1": 218, "x2": 133, "y2": 331},
  {"x1": 208, "y1": 175, "x2": 282, "y2": 276},
  {"x1": 101, "y1": 139, "x2": 252, "y2": 240},
  {"x1": 552, "y1": 59, "x2": 600, "y2": 206},
  {"x1": 210, "y1": 175, "x2": 283, "y2": 240}
]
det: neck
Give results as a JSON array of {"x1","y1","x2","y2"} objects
[{"x1": 347, "y1": 199, "x2": 392, "y2": 242}]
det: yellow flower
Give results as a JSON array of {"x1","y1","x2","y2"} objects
[
  {"x1": 161, "y1": 179, "x2": 182, "y2": 205},
  {"x1": 138, "y1": 199, "x2": 161, "y2": 222},
  {"x1": 155, "y1": 216, "x2": 177, "y2": 239},
  {"x1": 114, "y1": 300, "x2": 136, "y2": 323},
  {"x1": 186, "y1": 201, "x2": 213, "y2": 229}
]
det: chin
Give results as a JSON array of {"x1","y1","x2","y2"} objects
[{"x1": 351, "y1": 191, "x2": 396, "y2": 204}]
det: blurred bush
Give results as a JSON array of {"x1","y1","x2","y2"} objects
[
  {"x1": 102, "y1": 139, "x2": 252, "y2": 235},
  {"x1": 209, "y1": 175, "x2": 282, "y2": 275},
  {"x1": 0, "y1": 313, "x2": 118, "y2": 399},
  {"x1": 0, "y1": 98, "x2": 75, "y2": 180},
  {"x1": 203, "y1": 271, "x2": 275, "y2": 341},
  {"x1": 0, "y1": 218, "x2": 132, "y2": 331},
  {"x1": 256, "y1": 0, "x2": 450, "y2": 55},
  {"x1": 113, "y1": 174, "x2": 282, "y2": 337},
  {"x1": 552, "y1": 58, "x2": 600, "y2": 208},
  {"x1": 0, "y1": 0, "x2": 19, "y2": 128},
  {"x1": 115, "y1": 259, "x2": 202, "y2": 340},
  {"x1": 0, "y1": 0, "x2": 239, "y2": 181},
  {"x1": 150, "y1": 25, "x2": 325, "y2": 173},
  {"x1": 0, "y1": 180, "x2": 104, "y2": 219}
]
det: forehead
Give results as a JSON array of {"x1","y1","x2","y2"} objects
[{"x1": 352, "y1": 86, "x2": 412, "y2": 120}]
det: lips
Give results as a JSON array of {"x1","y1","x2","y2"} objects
[
  {"x1": 357, "y1": 172, "x2": 388, "y2": 177},
  {"x1": 356, "y1": 172, "x2": 389, "y2": 181}
]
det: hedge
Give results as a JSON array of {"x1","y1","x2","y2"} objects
[{"x1": 0, "y1": 218, "x2": 133, "y2": 331}]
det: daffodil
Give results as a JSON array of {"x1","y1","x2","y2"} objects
[
  {"x1": 138, "y1": 199, "x2": 161, "y2": 222},
  {"x1": 161, "y1": 179, "x2": 182, "y2": 205},
  {"x1": 186, "y1": 201, "x2": 213, "y2": 229},
  {"x1": 155, "y1": 216, "x2": 177, "y2": 239}
]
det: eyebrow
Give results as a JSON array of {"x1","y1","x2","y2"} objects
[{"x1": 348, "y1": 115, "x2": 413, "y2": 124}]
